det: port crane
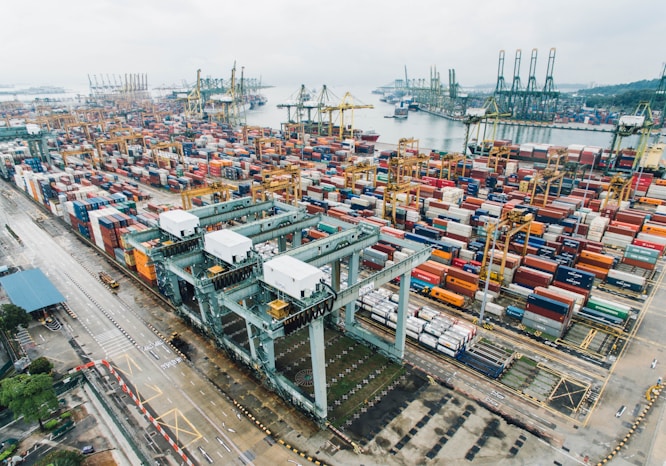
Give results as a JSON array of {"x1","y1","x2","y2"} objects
[
  {"x1": 462, "y1": 96, "x2": 510, "y2": 156},
  {"x1": 600, "y1": 174, "x2": 632, "y2": 210},
  {"x1": 58, "y1": 148, "x2": 100, "y2": 168},
  {"x1": 181, "y1": 182, "x2": 234, "y2": 210},
  {"x1": 382, "y1": 138, "x2": 429, "y2": 223},
  {"x1": 527, "y1": 167, "x2": 565, "y2": 207},
  {"x1": 344, "y1": 161, "x2": 377, "y2": 189},
  {"x1": 605, "y1": 101, "x2": 654, "y2": 174},
  {"x1": 251, "y1": 165, "x2": 301, "y2": 205},
  {"x1": 322, "y1": 92, "x2": 374, "y2": 139},
  {"x1": 479, "y1": 209, "x2": 533, "y2": 285},
  {"x1": 148, "y1": 141, "x2": 184, "y2": 167}
]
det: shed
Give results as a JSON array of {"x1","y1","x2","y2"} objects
[{"x1": 0, "y1": 269, "x2": 66, "y2": 313}]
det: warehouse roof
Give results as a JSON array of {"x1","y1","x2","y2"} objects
[{"x1": 0, "y1": 269, "x2": 66, "y2": 313}]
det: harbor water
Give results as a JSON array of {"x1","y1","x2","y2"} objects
[{"x1": 245, "y1": 86, "x2": 628, "y2": 153}]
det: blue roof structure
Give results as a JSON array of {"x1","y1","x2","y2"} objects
[{"x1": 0, "y1": 269, "x2": 66, "y2": 313}]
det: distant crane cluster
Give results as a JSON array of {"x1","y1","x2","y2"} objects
[{"x1": 493, "y1": 48, "x2": 559, "y2": 122}]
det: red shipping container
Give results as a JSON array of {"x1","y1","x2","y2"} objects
[
  {"x1": 525, "y1": 303, "x2": 568, "y2": 323},
  {"x1": 411, "y1": 268, "x2": 441, "y2": 286}
]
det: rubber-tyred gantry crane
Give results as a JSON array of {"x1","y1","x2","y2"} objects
[
  {"x1": 251, "y1": 165, "x2": 302, "y2": 205},
  {"x1": 382, "y1": 138, "x2": 429, "y2": 223}
]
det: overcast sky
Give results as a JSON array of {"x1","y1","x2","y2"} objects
[{"x1": 1, "y1": 0, "x2": 664, "y2": 91}]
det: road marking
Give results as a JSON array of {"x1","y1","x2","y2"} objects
[
  {"x1": 200, "y1": 390, "x2": 205, "y2": 395},
  {"x1": 210, "y1": 400, "x2": 216, "y2": 406},
  {"x1": 203, "y1": 436, "x2": 208, "y2": 443},
  {"x1": 190, "y1": 380, "x2": 195, "y2": 385},
  {"x1": 167, "y1": 398, "x2": 173, "y2": 404},
  {"x1": 217, "y1": 451, "x2": 224, "y2": 458}
]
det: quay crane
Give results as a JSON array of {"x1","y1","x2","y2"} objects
[
  {"x1": 462, "y1": 96, "x2": 510, "y2": 156},
  {"x1": 605, "y1": 101, "x2": 654, "y2": 174},
  {"x1": 322, "y1": 92, "x2": 373, "y2": 140}
]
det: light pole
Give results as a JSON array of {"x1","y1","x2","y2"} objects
[{"x1": 479, "y1": 225, "x2": 500, "y2": 324}]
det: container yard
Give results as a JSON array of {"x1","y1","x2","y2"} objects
[{"x1": 1, "y1": 91, "x2": 666, "y2": 466}]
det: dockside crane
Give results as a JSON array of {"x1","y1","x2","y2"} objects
[
  {"x1": 322, "y1": 92, "x2": 374, "y2": 139},
  {"x1": 605, "y1": 101, "x2": 654, "y2": 174},
  {"x1": 462, "y1": 96, "x2": 510, "y2": 156}
]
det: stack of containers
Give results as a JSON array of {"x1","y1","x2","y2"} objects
[
  {"x1": 601, "y1": 220, "x2": 639, "y2": 249},
  {"x1": 623, "y1": 244, "x2": 659, "y2": 271},
  {"x1": 362, "y1": 247, "x2": 387, "y2": 270},
  {"x1": 576, "y1": 251, "x2": 614, "y2": 279},
  {"x1": 445, "y1": 267, "x2": 479, "y2": 298},
  {"x1": 587, "y1": 215, "x2": 610, "y2": 242},
  {"x1": 583, "y1": 295, "x2": 630, "y2": 323},
  {"x1": 513, "y1": 266, "x2": 553, "y2": 289},
  {"x1": 134, "y1": 241, "x2": 158, "y2": 286},
  {"x1": 606, "y1": 269, "x2": 647, "y2": 293},
  {"x1": 524, "y1": 291, "x2": 572, "y2": 338},
  {"x1": 552, "y1": 265, "x2": 595, "y2": 301}
]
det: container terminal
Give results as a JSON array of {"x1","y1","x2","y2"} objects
[{"x1": 1, "y1": 81, "x2": 666, "y2": 466}]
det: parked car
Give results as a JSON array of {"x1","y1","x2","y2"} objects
[
  {"x1": 615, "y1": 405, "x2": 626, "y2": 418},
  {"x1": 81, "y1": 445, "x2": 95, "y2": 454}
]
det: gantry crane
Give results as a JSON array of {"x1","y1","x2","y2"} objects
[
  {"x1": 527, "y1": 167, "x2": 565, "y2": 207},
  {"x1": 432, "y1": 153, "x2": 466, "y2": 180},
  {"x1": 183, "y1": 69, "x2": 203, "y2": 119},
  {"x1": 254, "y1": 137, "x2": 284, "y2": 157},
  {"x1": 181, "y1": 181, "x2": 234, "y2": 210},
  {"x1": 479, "y1": 209, "x2": 533, "y2": 284},
  {"x1": 606, "y1": 101, "x2": 654, "y2": 174},
  {"x1": 382, "y1": 138, "x2": 429, "y2": 223},
  {"x1": 148, "y1": 141, "x2": 184, "y2": 167},
  {"x1": 344, "y1": 161, "x2": 377, "y2": 189},
  {"x1": 322, "y1": 92, "x2": 374, "y2": 139},
  {"x1": 600, "y1": 174, "x2": 632, "y2": 210},
  {"x1": 58, "y1": 148, "x2": 99, "y2": 168},
  {"x1": 486, "y1": 145, "x2": 511, "y2": 174},
  {"x1": 251, "y1": 165, "x2": 301, "y2": 205},
  {"x1": 462, "y1": 96, "x2": 510, "y2": 156},
  {"x1": 64, "y1": 122, "x2": 97, "y2": 141}
]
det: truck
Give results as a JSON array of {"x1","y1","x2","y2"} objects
[{"x1": 98, "y1": 271, "x2": 119, "y2": 289}]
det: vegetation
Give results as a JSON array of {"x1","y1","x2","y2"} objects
[
  {"x1": 571, "y1": 78, "x2": 666, "y2": 113},
  {"x1": 35, "y1": 450, "x2": 84, "y2": 466},
  {"x1": 0, "y1": 440, "x2": 18, "y2": 462},
  {"x1": 28, "y1": 357, "x2": 53, "y2": 375},
  {"x1": 0, "y1": 373, "x2": 58, "y2": 429},
  {"x1": 0, "y1": 304, "x2": 30, "y2": 335}
]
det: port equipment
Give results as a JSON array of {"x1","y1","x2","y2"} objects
[
  {"x1": 181, "y1": 181, "x2": 234, "y2": 210},
  {"x1": 124, "y1": 197, "x2": 431, "y2": 423},
  {"x1": 148, "y1": 141, "x2": 184, "y2": 168},
  {"x1": 486, "y1": 146, "x2": 511, "y2": 175},
  {"x1": 322, "y1": 92, "x2": 374, "y2": 140},
  {"x1": 98, "y1": 271, "x2": 119, "y2": 289},
  {"x1": 251, "y1": 165, "x2": 302, "y2": 205},
  {"x1": 64, "y1": 121, "x2": 96, "y2": 141},
  {"x1": 344, "y1": 161, "x2": 377, "y2": 189},
  {"x1": 606, "y1": 101, "x2": 655, "y2": 174},
  {"x1": 58, "y1": 148, "x2": 100, "y2": 169},
  {"x1": 600, "y1": 174, "x2": 632, "y2": 210},
  {"x1": 479, "y1": 208, "x2": 533, "y2": 284},
  {"x1": 436, "y1": 153, "x2": 466, "y2": 180},
  {"x1": 494, "y1": 48, "x2": 559, "y2": 122},
  {"x1": 462, "y1": 96, "x2": 510, "y2": 156},
  {"x1": 527, "y1": 167, "x2": 565, "y2": 207},
  {"x1": 181, "y1": 68, "x2": 203, "y2": 118},
  {"x1": 382, "y1": 138, "x2": 429, "y2": 223},
  {"x1": 254, "y1": 137, "x2": 285, "y2": 157}
]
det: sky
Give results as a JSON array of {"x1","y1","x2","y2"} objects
[{"x1": 1, "y1": 0, "x2": 665, "y2": 92}]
